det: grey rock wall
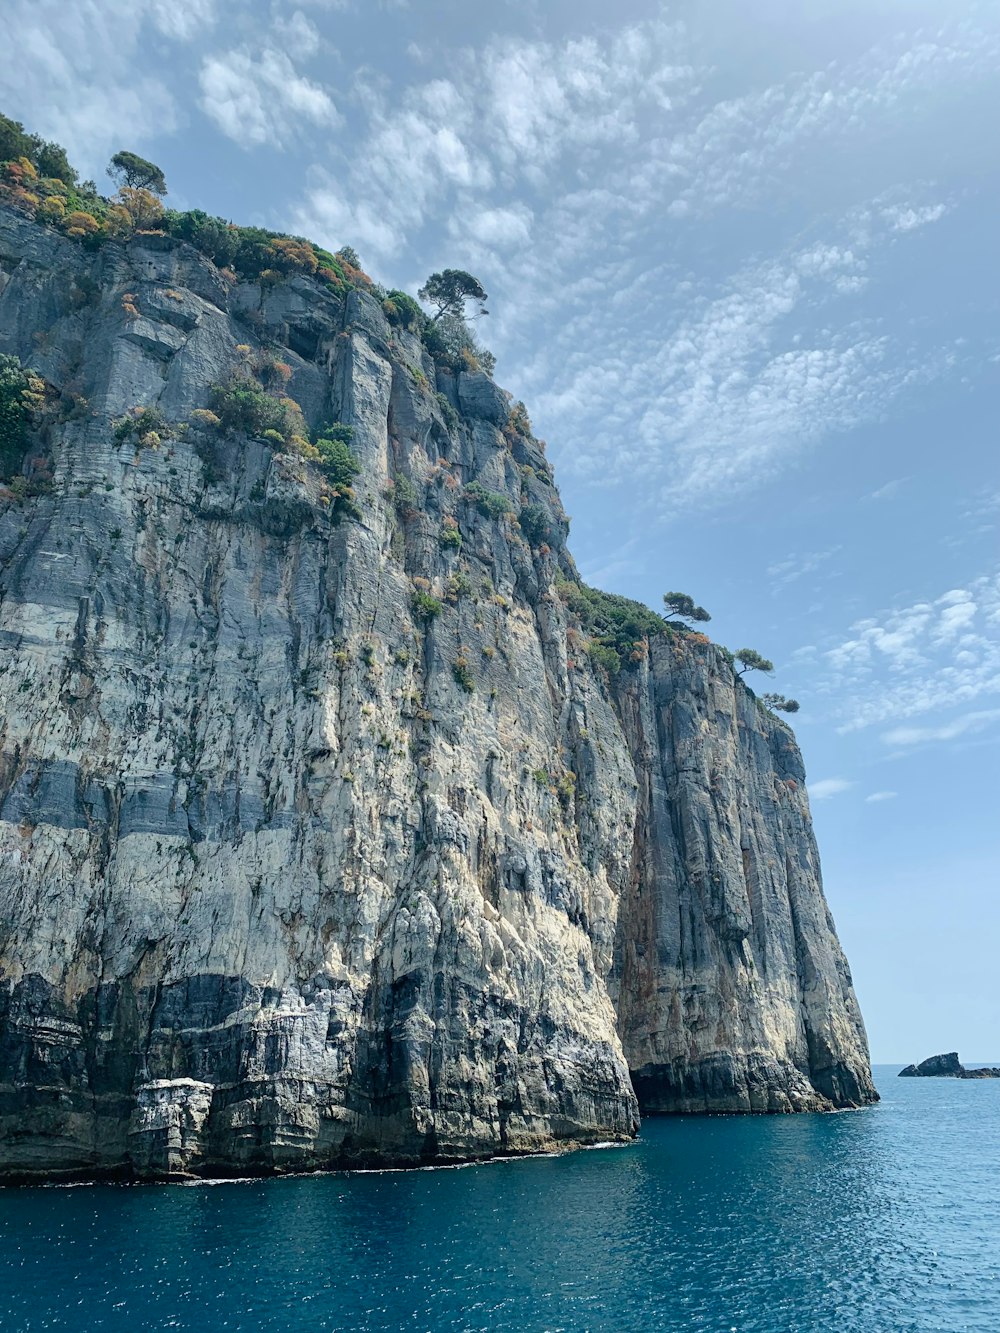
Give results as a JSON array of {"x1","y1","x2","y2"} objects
[{"x1": 0, "y1": 206, "x2": 874, "y2": 1180}]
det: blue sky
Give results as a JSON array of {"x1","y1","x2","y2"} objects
[{"x1": 3, "y1": 0, "x2": 998, "y2": 1062}]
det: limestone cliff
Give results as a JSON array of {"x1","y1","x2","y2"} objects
[{"x1": 0, "y1": 205, "x2": 876, "y2": 1180}]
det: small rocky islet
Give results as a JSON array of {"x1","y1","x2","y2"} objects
[{"x1": 899, "y1": 1053, "x2": 1000, "y2": 1079}]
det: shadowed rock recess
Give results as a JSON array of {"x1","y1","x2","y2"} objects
[{"x1": 0, "y1": 205, "x2": 876, "y2": 1181}]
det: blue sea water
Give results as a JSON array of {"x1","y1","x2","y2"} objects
[{"x1": 0, "y1": 1066, "x2": 997, "y2": 1332}]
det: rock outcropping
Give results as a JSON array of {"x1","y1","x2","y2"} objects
[
  {"x1": 899, "y1": 1054, "x2": 1000, "y2": 1078},
  {"x1": 0, "y1": 204, "x2": 876, "y2": 1180}
]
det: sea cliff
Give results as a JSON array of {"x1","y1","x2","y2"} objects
[{"x1": 0, "y1": 203, "x2": 876, "y2": 1179}]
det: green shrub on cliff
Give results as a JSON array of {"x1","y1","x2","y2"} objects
[
  {"x1": 412, "y1": 589, "x2": 443, "y2": 622},
  {"x1": 113, "y1": 404, "x2": 169, "y2": 446},
  {"x1": 518, "y1": 503, "x2": 553, "y2": 548},
  {"x1": 315, "y1": 432, "x2": 359, "y2": 489},
  {"x1": 464, "y1": 481, "x2": 511, "y2": 519},
  {"x1": 0, "y1": 354, "x2": 42, "y2": 479},
  {"x1": 422, "y1": 315, "x2": 496, "y2": 377},
  {"x1": 383, "y1": 290, "x2": 425, "y2": 331},
  {"x1": 435, "y1": 392, "x2": 459, "y2": 432},
  {"x1": 297, "y1": 425, "x2": 363, "y2": 520},
  {"x1": 452, "y1": 651, "x2": 475, "y2": 692},
  {"x1": 587, "y1": 641, "x2": 623, "y2": 675},
  {"x1": 561, "y1": 581, "x2": 667, "y2": 674},
  {"x1": 0, "y1": 113, "x2": 77, "y2": 187},
  {"x1": 210, "y1": 375, "x2": 290, "y2": 437}
]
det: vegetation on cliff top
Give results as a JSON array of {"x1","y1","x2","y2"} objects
[
  {"x1": 0, "y1": 113, "x2": 498, "y2": 377},
  {"x1": 557, "y1": 577, "x2": 798, "y2": 710},
  {"x1": 0, "y1": 112, "x2": 374, "y2": 297}
]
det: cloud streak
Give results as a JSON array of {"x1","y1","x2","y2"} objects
[
  {"x1": 809, "y1": 778, "x2": 854, "y2": 800},
  {"x1": 882, "y1": 709, "x2": 1000, "y2": 749}
]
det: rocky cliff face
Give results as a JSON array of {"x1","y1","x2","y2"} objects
[{"x1": 0, "y1": 206, "x2": 876, "y2": 1180}]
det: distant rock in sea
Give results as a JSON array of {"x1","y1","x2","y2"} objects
[{"x1": 899, "y1": 1053, "x2": 1000, "y2": 1079}]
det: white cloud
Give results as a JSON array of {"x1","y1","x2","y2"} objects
[
  {"x1": 933, "y1": 593, "x2": 977, "y2": 643},
  {"x1": 0, "y1": 0, "x2": 197, "y2": 172},
  {"x1": 272, "y1": 10, "x2": 322, "y2": 60},
  {"x1": 866, "y1": 791, "x2": 898, "y2": 802},
  {"x1": 880, "y1": 202, "x2": 948, "y2": 232},
  {"x1": 449, "y1": 204, "x2": 534, "y2": 251},
  {"x1": 0, "y1": 0, "x2": 335, "y2": 166},
  {"x1": 808, "y1": 569, "x2": 1000, "y2": 735},
  {"x1": 767, "y1": 546, "x2": 842, "y2": 588},
  {"x1": 882, "y1": 709, "x2": 1000, "y2": 748},
  {"x1": 276, "y1": 12, "x2": 999, "y2": 511},
  {"x1": 809, "y1": 778, "x2": 854, "y2": 800},
  {"x1": 149, "y1": 0, "x2": 216, "y2": 40},
  {"x1": 864, "y1": 478, "x2": 907, "y2": 502},
  {"x1": 528, "y1": 212, "x2": 949, "y2": 504},
  {"x1": 624, "y1": 30, "x2": 990, "y2": 222},
  {"x1": 289, "y1": 18, "x2": 696, "y2": 258},
  {"x1": 199, "y1": 47, "x2": 339, "y2": 148}
]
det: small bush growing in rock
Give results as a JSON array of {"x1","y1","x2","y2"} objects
[
  {"x1": 452, "y1": 652, "x2": 475, "y2": 693},
  {"x1": 435, "y1": 392, "x2": 459, "y2": 432},
  {"x1": 464, "y1": 481, "x2": 511, "y2": 519},
  {"x1": 383, "y1": 290, "x2": 425, "y2": 331},
  {"x1": 445, "y1": 571, "x2": 473, "y2": 602},
  {"x1": 587, "y1": 641, "x2": 622, "y2": 676},
  {"x1": 518, "y1": 503, "x2": 552, "y2": 548},
  {"x1": 209, "y1": 374, "x2": 289, "y2": 437},
  {"x1": 113, "y1": 404, "x2": 168, "y2": 444},
  {"x1": 313, "y1": 432, "x2": 361, "y2": 521},
  {"x1": 506, "y1": 400, "x2": 532, "y2": 439},
  {"x1": 439, "y1": 520, "x2": 462, "y2": 550},
  {"x1": 315, "y1": 430, "x2": 359, "y2": 489},
  {"x1": 0, "y1": 354, "x2": 44, "y2": 479},
  {"x1": 412, "y1": 589, "x2": 443, "y2": 621},
  {"x1": 392, "y1": 474, "x2": 420, "y2": 517}
]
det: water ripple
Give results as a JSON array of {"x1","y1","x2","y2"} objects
[{"x1": 0, "y1": 1069, "x2": 997, "y2": 1332}]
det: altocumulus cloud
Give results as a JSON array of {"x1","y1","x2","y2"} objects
[
  {"x1": 817, "y1": 570, "x2": 1000, "y2": 736},
  {"x1": 279, "y1": 13, "x2": 983, "y2": 512},
  {"x1": 199, "y1": 7, "x2": 338, "y2": 151}
]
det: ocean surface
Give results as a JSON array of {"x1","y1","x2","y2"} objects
[{"x1": 0, "y1": 1066, "x2": 997, "y2": 1332}]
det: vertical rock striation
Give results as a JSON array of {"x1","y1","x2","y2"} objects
[
  {"x1": 0, "y1": 205, "x2": 874, "y2": 1180},
  {"x1": 611, "y1": 642, "x2": 874, "y2": 1113}
]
